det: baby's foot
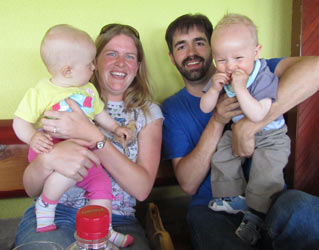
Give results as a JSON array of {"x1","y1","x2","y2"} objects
[{"x1": 109, "y1": 228, "x2": 134, "y2": 247}]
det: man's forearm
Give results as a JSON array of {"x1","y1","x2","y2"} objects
[
  {"x1": 259, "y1": 56, "x2": 319, "y2": 131},
  {"x1": 174, "y1": 116, "x2": 225, "y2": 195},
  {"x1": 233, "y1": 56, "x2": 319, "y2": 157}
]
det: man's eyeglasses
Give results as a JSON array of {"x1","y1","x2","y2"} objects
[{"x1": 99, "y1": 23, "x2": 140, "y2": 40}]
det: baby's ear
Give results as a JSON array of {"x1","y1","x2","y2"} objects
[
  {"x1": 61, "y1": 65, "x2": 72, "y2": 77},
  {"x1": 254, "y1": 44, "x2": 262, "y2": 60}
]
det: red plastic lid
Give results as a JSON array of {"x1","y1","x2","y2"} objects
[{"x1": 76, "y1": 205, "x2": 110, "y2": 240}]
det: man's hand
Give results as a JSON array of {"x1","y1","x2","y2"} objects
[
  {"x1": 214, "y1": 94, "x2": 242, "y2": 125},
  {"x1": 232, "y1": 118, "x2": 256, "y2": 157}
]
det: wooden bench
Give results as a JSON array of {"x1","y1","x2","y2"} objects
[
  {"x1": 0, "y1": 120, "x2": 28, "y2": 198},
  {"x1": 0, "y1": 119, "x2": 180, "y2": 196},
  {"x1": 0, "y1": 119, "x2": 192, "y2": 250}
]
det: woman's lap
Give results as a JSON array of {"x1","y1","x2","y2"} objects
[
  {"x1": 15, "y1": 204, "x2": 77, "y2": 249},
  {"x1": 15, "y1": 204, "x2": 150, "y2": 250}
]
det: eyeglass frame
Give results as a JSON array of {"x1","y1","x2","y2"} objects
[{"x1": 99, "y1": 23, "x2": 140, "y2": 40}]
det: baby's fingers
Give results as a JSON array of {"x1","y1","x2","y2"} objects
[
  {"x1": 32, "y1": 143, "x2": 52, "y2": 153},
  {"x1": 40, "y1": 142, "x2": 53, "y2": 152},
  {"x1": 43, "y1": 133, "x2": 53, "y2": 142},
  {"x1": 38, "y1": 137, "x2": 54, "y2": 147},
  {"x1": 37, "y1": 137, "x2": 53, "y2": 151}
]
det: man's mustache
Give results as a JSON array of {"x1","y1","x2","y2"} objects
[{"x1": 182, "y1": 55, "x2": 204, "y2": 67}]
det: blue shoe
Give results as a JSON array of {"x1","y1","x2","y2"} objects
[
  {"x1": 235, "y1": 212, "x2": 263, "y2": 245},
  {"x1": 208, "y1": 195, "x2": 248, "y2": 214}
]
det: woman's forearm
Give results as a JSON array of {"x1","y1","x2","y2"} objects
[
  {"x1": 96, "y1": 143, "x2": 154, "y2": 201},
  {"x1": 23, "y1": 140, "x2": 99, "y2": 197},
  {"x1": 95, "y1": 119, "x2": 163, "y2": 201}
]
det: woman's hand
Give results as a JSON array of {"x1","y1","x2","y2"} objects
[
  {"x1": 214, "y1": 94, "x2": 242, "y2": 125},
  {"x1": 41, "y1": 99, "x2": 103, "y2": 146},
  {"x1": 23, "y1": 139, "x2": 100, "y2": 197},
  {"x1": 46, "y1": 140, "x2": 100, "y2": 181}
]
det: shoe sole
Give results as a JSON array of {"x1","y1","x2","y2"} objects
[{"x1": 208, "y1": 201, "x2": 246, "y2": 214}]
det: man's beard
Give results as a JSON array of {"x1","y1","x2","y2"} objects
[{"x1": 175, "y1": 54, "x2": 212, "y2": 82}]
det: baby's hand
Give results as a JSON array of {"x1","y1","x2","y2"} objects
[
  {"x1": 114, "y1": 126, "x2": 133, "y2": 142},
  {"x1": 30, "y1": 131, "x2": 53, "y2": 153},
  {"x1": 231, "y1": 69, "x2": 249, "y2": 91},
  {"x1": 212, "y1": 72, "x2": 230, "y2": 92}
]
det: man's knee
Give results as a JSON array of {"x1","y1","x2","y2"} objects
[{"x1": 276, "y1": 190, "x2": 310, "y2": 208}]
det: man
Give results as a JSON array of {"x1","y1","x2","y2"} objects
[{"x1": 161, "y1": 13, "x2": 319, "y2": 250}]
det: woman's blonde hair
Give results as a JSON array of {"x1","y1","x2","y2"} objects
[{"x1": 91, "y1": 24, "x2": 152, "y2": 114}]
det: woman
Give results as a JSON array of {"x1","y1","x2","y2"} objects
[{"x1": 15, "y1": 24, "x2": 163, "y2": 249}]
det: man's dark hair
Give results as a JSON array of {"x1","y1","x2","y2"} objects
[{"x1": 165, "y1": 14, "x2": 213, "y2": 53}]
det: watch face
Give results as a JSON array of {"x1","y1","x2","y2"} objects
[{"x1": 96, "y1": 141, "x2": 104, "y2": 149}]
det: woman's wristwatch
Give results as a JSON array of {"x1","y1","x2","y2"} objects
[{"x1": 96, "y1": 135, "x2": 108, "y2": 150}]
